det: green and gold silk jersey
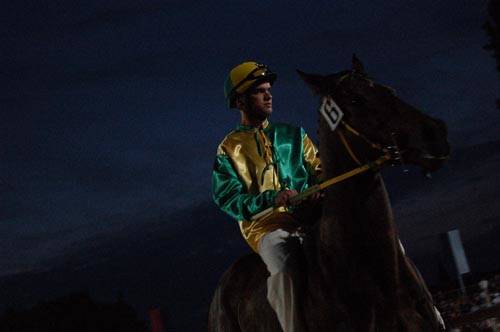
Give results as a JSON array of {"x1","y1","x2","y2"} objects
[{"x1": 212, "y1": 119, "x2": 321, "y2": 252}]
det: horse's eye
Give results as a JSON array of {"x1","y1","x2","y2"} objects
[{"x1": 350, "y1": 95, "x2": 366, "y2": 105}]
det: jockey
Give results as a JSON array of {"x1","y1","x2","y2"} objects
[{"x1": 212, "y1": 61, "x2": 321, "y2": 332}]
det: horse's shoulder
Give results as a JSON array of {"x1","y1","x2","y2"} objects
[
  {"x1": 225, "y1": 252, "x2": 266, "y2": 276},
  {"x1": 217, "y1": 253, "x2": 267, "y2": 292}
]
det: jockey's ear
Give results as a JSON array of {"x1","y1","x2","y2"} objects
[
  {"x1": 352, "y1": 54, "x2": 366, "y2": 75},
  {"x1": 235, "y1": 94, "x2": 250, "y2": 112}
]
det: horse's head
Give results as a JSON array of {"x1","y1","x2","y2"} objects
[{"x1": 297, "y1": 55, "x2": 450, "y2": 173}]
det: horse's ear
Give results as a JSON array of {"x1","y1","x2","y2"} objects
[
  {"x1": 352, "y1": 54, "x2": 366, "y2": 75},
  {"x1": 296, "y1": 69, "x2": 333, "y2": 95}
]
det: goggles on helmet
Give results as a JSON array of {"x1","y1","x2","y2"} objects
[{"x1": 231, "y1": 64, "x2": 275, "y2": 95}]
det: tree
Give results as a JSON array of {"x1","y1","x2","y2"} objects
[{"x1": 483, "y1": 0, "x2": 500, "y2": 109}]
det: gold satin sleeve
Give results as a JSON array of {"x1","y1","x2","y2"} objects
[{"x1": 303, "y1": 134, "x2": 322, "y2": 182}]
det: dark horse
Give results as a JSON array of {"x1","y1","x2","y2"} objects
[{"x1": 208, "y1": 56, "x2": 450, "y2": 331}]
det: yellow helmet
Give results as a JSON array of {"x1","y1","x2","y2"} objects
[{"x1": 224, "y1": 61, "x2": 277, "y2": 108}]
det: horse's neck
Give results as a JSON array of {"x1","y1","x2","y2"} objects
[{"x1": 318, "y1": 129, "x2": 394, "y2": 257}]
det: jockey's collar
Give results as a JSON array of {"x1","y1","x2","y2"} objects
[{"x1": 237, "y1": 119, "x2": 271, "y2": 132}]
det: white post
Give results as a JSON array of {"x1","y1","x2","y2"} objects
[{"x1": 447, "y1": 229, "x2": 470, "y2": 296}]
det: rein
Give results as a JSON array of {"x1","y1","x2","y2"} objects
[{"x1": 250, "y1": 95, "x2": 401, "y2": 222}]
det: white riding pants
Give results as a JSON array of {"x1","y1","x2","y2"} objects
[{"x1": 258, "y1": 228, "x2": 306, "y2": 332}]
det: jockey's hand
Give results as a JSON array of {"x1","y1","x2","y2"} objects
[
  {"x1": 274, "y1": 189, "x2": 298, "y2": 207},
  {"x1": 308, "y1": 191, "x2": 324, "y2": 202}
]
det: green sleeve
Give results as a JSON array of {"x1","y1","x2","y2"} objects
[{"x1": 212, "y1": 154, "x2": 278, "y2": 221}]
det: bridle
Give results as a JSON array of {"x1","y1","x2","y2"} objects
[
  {"x1": 319, "y1": 92, "x2": 403, "y2": 168},
  {"x1": 325, "y1": 71, "x2": 448, "y2": 170},
  {"x1": 251, "y1": 92, "x2": 401, "y2": 221},
  {"x1": 250, "y1": 72, "x2": 446, "y2": 221}
]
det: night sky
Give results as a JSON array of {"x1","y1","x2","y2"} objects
[{"x1": 2, "y1": 0, "x2": 500, "y2": 329}]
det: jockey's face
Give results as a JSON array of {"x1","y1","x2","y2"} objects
[{"x1": 242, "y1": 82, "x2": 273, "y2": 120}]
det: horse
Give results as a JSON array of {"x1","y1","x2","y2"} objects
[{"x1": 208, "y1": 55, "x2": 450, "y2": 332}]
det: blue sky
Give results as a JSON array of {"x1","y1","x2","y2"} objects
[{"x1": 1, "y1": 0, "x2": 499, "y2": 276}]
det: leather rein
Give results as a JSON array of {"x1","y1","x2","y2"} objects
[{"x1": 251, "y1": 94, "x2": 401, "y2": 221}]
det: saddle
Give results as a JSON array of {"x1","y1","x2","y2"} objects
[{"x1": 289, "y1": 197, "x2": 324, "y2": 231}]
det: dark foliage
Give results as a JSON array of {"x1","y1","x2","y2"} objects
[
  {"x1": 483, "y1": 0, "x2": 500, "y2": 109},
  {"x1": 0, "y1": 292, "x2": 147, "y2": 332}
]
